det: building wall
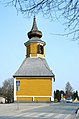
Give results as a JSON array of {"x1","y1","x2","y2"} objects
[
  {"x1": 26, "y1": 43, "x2": 45, "y2": 58},
  {"x1": 15, "y1": 78, "x2": 52, "y2": 102}
]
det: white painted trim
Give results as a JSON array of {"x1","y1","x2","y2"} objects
[
  {"x1": 37, "y1": 54, "x2": 40, "y2": 57},
  {"x1": 16, "y1": 96, "x2": 52, "y2": 101},
  {"x1": 14, "y1": 78, "x2": 16, "y2": 101},
  {"x1": 29, "y1": 54, "x2": 44, "y2": 58},
  {"x1": 37, "y1": 43, "x2": 44, "y2": 46},
  {"x1": 29, "y1": 54, "x2": 38, "y2": 58},
  {"x1": 37, "y1": 54, "x2": 44, "y2": 58},
  {"x1": 16, "y1": 96, "x2": 52, "y2": 98},
  {"x1": 33, "y1": 97, "x2": 34, "y2": 101},
  {"x1": 30, "y1": 54, "x2": 31, "y2": 57}
]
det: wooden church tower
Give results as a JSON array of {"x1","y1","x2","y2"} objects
[{"x1": 13, "y1": 17, "x2": 55, "y2": 102}]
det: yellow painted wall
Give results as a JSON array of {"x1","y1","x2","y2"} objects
[
  {"x1": 26, "y1": 43, "x2": 37, "y2": 57},
  {"x1": 26, "y1": 43, "x2": 45, "y2": 57},
  {"x1": 34, "y1": 97, "x2": 51, "y2": 102},
  {"x1": 16, "y1": 78, "x2": 52, "y2": 101},
  {"x1": 30, "y1": 43, "x2": 37, "y2": 54},
  {"x1": 17, "y1": 97, "x2": 33, "y2": 101},
  {"x1": 27, "y1": 45, "x2": 30, "y2": 57}
]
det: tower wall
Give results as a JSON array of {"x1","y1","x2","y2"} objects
[{"x1": 26, "y1": 43, "x2": 45, "y2": 58}]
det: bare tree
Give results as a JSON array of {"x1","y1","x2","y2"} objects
[
  {"x1": 2, "y1": 78, "x2": 14, "y2": 103},
  {"x1": 1, "y1": 0, "x2": 79, "y2": 41}
]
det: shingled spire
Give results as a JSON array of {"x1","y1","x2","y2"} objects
[{"x1": 28, "y1": 16, "x2": 42, "y2": 39}]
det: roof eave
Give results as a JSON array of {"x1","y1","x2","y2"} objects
[
  {"x1": 13, "y1": 75, "x2": 54, "y2": 78},
  {"x1": 24, "y1": 40, "x2": 46, "y2": 46}
]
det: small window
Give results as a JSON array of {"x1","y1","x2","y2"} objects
[
  {"x1": 16, "y1": 86, "x2": 20, "y2": 91},
  {"x1": 38, "y1": 45, "x2": 44, "y2": 54},
  {"x1": 16, "y1": 81, "x2": 20, "y2": 91},
  {"x1": 16, "y1": 81, "x2": 20, "y2": 86}
]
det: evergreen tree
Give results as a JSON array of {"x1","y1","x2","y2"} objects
[
  {"x1": 54, "y1": 90, "x2": 61, "y2": 102},
  {"x1": 72, "y1": 90, "x2": 78, "y2": 100}
]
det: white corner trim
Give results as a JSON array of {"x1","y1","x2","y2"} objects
[{"x1": 14, "y1": 78, "x2": 16, "y2": 101}]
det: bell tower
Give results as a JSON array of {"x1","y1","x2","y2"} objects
[
  {"x1": 13, "y1": 16, "x2": 55, "y2": 102},
  {"x1": 24, "y1": 16, "x2": 46, "y2": 58}
]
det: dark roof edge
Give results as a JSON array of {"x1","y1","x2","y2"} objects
[
  {"x1": 13, "y1": 75, "x2": 55, "y2": 78},
  {"x1": 13, "y1": 75, "x2": 55, "y2": 82}
]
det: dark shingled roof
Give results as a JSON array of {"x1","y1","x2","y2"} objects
[{"x1": 13, "y1": 57, "x2": 54, "y2": 78}]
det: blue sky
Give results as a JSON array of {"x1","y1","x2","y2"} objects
[{"x1": 0, "y1": 4, "x2": 79, "y2": 92}]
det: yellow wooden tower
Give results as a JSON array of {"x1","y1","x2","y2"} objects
[{"x1": 13, "y1": 17, "x2": 55, "y2": 102}]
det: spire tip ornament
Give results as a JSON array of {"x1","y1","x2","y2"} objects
[{"x1": 28, "y1": 16, "x2": 42, "y2": 39}]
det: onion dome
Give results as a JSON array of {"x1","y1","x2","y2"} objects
[{"x1": 28, "y1": 16, "x2": 42, "y2": 39}]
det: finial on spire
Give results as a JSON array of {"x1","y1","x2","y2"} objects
[
  {"x1": 31, "y1": 16, "x2": 38, "y2": 31},
  {"x1": 28, "y1": 16, "x2": 42, "y2": 39}
]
